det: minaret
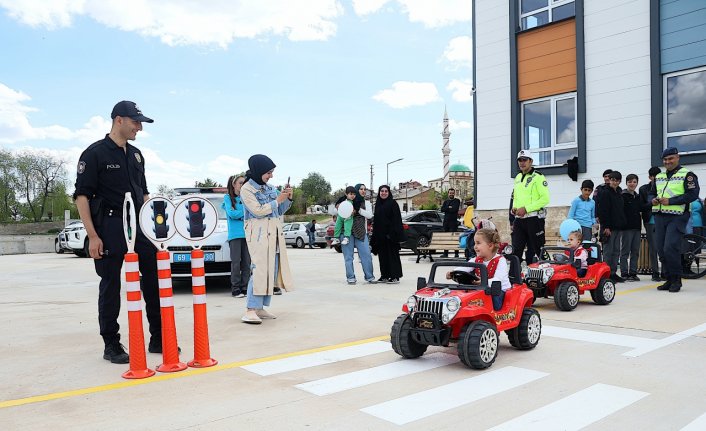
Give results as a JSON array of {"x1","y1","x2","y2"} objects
[{"x1": 442, "y1": 106, "x2": 451, "y2": 191}]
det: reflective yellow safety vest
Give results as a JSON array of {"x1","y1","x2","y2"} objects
[
  {"x1": 513, "y1": 169, "x2": 550, "y2": 217},
  {"x1": 655, "y1": 167, "x2": 689, "y2": 215}
]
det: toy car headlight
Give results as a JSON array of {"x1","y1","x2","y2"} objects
[
  {"x1": 406, "y1": 296, "x2": 417, "y2": 312},
  {"x1": 442, "y1": 298, "x2": 461, "y2": 324},
  {"x1": 542, "y1": 268, "x2": 554, "y2": 284},
  {"x1": 446, "y1": 297, "x2": 460, "y2": 313}
]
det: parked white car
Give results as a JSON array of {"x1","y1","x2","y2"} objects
[
  {"x1": 65, "y1": 221, "x2": 89, "y2": 257},
  {"x1": 55, "y1": 220, "x2": 84, "y2": 254},
  {"x1": 283, "y1": 222, "x2": 327, "y2": 248},
  {"x1": 168, "y1": 188, "x2": 231, "y2": 279}
]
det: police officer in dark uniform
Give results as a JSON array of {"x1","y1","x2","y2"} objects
[
  {"x1": 649, "y1": 147, "x2": 700, "y2": 293},
  {"x1": 73, "y1": 101, "x2": 161, "y2": 363}
]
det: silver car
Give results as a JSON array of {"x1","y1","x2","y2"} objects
[{"x1": 283, "y1": 222, "x2": 327, "y2": 248}]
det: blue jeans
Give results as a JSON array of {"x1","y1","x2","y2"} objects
[
  {"x1": 308, "y1": 231, "x2": 315, "y2": 247},
  {"x1": 246, "y1": 253, "x2": 279, "y2": 309},
  {"x1": 342, "y1": 234, "x2": 375, "y2": 282}
]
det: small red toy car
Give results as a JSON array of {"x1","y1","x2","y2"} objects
[
  {"x1": 524, "y1": 245, "x2": 615, "y2": 311},
  {"x1": 390, "y1": 256, "x2": 540, "y2": 369}
]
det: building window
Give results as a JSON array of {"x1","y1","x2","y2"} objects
[
  {"x1": 664, "y1": 66, "x2": 706, "y2": 155},
  {"x1": 522, "y1": 93, "x2": 577, "y2": 167},
  {"x1": 520, "y1": 0, "x2": 575, "y2": 30}
]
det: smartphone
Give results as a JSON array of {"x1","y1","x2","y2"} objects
[{"x1": 286, "y1": 176, "x2": 290, "y2": 188}]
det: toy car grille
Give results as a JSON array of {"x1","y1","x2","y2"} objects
[
  {"x1": 416, "y1": 297, "x2": 443, "y2": 316},
  {"x1": 526, "y1": 268, "x2": 543, "y2": 279}
]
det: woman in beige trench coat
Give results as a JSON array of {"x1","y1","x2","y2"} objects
[{"x1": 239, "y1": 154, "x2": 293, "y2": 324}]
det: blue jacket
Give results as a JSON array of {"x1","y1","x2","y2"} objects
[
  {"x1": 568, "y1": 196, "x2": 595, "y2": 228},
  {"x1": 691, "y1": 199, "x2": 703, "y2": 228},
  {"x1": 222, "y1": 194, "x2": 245, "y2": 240}
]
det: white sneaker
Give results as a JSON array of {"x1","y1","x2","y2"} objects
[
  {"x1": 331, "y1": 239, "x2": 340, "y2": 245},
  {"x1": 341, "y1": 237, "x2": 349, "y2": 245}
]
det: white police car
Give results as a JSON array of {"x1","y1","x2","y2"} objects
[{"x1": 168, "y1": 188, "x2": 231, "y2": 279}]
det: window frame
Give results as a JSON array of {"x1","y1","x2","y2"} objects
[
  {"x1": 519, "y1": 0, "x2": 575, "y2": 30},
  {"x1": 663, "y1": 65, "x2": 706, "y2": 156},
  {"x1": 521, "y1": 92, "x2": 578, "y2": 168}
]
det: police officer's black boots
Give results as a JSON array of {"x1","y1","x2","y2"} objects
[
  {"x1": 103, "y1": 341, "x2": 129, "y2": 364},
  {"x1": 657, "y1": 277, "x2": 672, "y2": 291},
  {"x1": 669, "y1": 276, "x2": 682, "y2": 293}
]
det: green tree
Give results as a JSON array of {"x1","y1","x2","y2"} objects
[
  {"x1": 195, "y1": 178, "x2": 222, "y2": 187},
  {"x1": 290, "y1": 187, "x2": 307, "y2": 214},
  {"x1": 299, "y1": 172, "x2": 331, "y2": 206},
  {"x1": 14, "y1": 151, "x2": 68, "y2": 221},
  {"x1": 0, "y1": 149, "x2": 18, "y2": 222}
]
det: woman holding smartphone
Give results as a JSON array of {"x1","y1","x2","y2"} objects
[{"x1": 239, "y1": 154, "x2": 293, "y2": 324}]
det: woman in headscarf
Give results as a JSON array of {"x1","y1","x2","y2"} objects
[
  {"x1": 341, "y1": 183, "x2": 377, "y2": 284},
  {"x1": 371, "y1": 184, "x2": 405, "y2": 283},
  {"x1": 239, "y1": 154, "x2": 293, "y2": 324}
]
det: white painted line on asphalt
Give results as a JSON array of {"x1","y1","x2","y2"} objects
[
  {"x1": 295, "y1": 352, "x2": 459, "y2": 396},
  {"x1": 241, "y1": 341, "x2": 391, "y2": 376},
  {"x1": 488, "y1": 383, "x2": 649, "y2": 431},
  {"x1": 543, "y1": 325, "x2": 651, "y2": 348},
  {"x1": 360, "y1": 366, "x2": 548, "y2": 426},
  {"x1": 623, "y1": 322, "x2": 706, "y2": 358},
  {"x1": 681, "y1": 412, "x2": 706, "y2": 431}
]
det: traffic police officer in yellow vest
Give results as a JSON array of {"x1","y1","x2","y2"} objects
[
  {"x1": 511, "y1": 150, "x2": 550, "y2": 263},
  {"x1": 650, "y1": 147, "x2": 700, "y2": 292}
]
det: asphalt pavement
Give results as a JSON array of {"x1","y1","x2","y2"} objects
[{"x1": 2, "y1": 248, "x2": 706, "y2": 430}]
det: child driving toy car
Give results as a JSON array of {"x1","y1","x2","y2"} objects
[
  {"x1": 566, "y1": 230, "x2": 589, "y2": 277},
  {"x1": 446, "y1": 228, "x2": 511, "y2": 310}
]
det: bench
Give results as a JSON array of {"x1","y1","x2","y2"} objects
[{"x1": 416, "y1": 231, "x2": 465, "y2": 263}]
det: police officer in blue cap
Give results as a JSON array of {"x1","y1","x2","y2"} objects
[{"x1": 649, "y1": 147, "x2": 700, "y2": 292}]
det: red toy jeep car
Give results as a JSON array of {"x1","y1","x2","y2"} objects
[
  {"x1": 524, "y1": 245, "x2": 615, "y2": 311},
  {"x1": 390, "y1": 257, "x2": 540, "y2": 369}
]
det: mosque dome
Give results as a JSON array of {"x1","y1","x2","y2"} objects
[{"x1": 449, "y1": 163, "x2": 471, "y2": 172}]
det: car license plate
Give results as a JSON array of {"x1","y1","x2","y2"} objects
[
  {"x1": 527, "y1": 279, "x2": 539, "y2": 289},
  {"x1": 173, "y1": 252, "x2": 215, "y2": 263}
]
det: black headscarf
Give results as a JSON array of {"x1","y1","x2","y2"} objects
[
  {"x1": 244, "y1": 154, "x2": 276, "y2": 185},
  {"x1": 354, "y1": 183, "x2": 366, "y2": 210}
]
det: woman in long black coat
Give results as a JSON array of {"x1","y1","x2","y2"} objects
[{"x1": 371, "y1": 185, "x2": 405, "y2": 283}]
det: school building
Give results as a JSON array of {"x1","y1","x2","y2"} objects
[{"x1": 472, "y1": 0, "x2": 706, "y2": 232}]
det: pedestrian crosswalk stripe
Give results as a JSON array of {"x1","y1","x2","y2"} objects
[
  {"x1": 543, "y1": 325, "x2": 650, "y2": 348},
  {"x1": 488, "y1": 383, "x2": 649, "y2": 431},
  {"x1": 241, "y1": 341, "x2": 391, "y2": 376},
  {"x1": 295, "y1": 352, "x2": 459, "y2": 396},
  {"x1": 360, "y1": 366, "x2": 548, "y2": 425},
  {"x1": 623, "y1": 322, "x2": 706, "y2": 358},
  {"x1": 681, "y1": 412, "x2": 706, "y2": 430}
]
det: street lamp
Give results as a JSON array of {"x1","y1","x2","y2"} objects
[{"x1": 386, "y1": 158, "x2": 403, "y2": 186}]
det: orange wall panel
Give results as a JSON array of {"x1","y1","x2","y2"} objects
[{"x1": 518, "y1": 19, "x2": 577, "y2": 101}]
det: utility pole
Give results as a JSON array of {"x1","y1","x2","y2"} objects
[{"x1": 369, "y1": 164, "x2": 374, "y2": 206}]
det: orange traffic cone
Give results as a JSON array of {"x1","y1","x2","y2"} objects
[
  {"x1": 122, "y1": 252, "x2": 156, "y2": 379},
  {"x1": 188, "y1": 248, "x2": 217, "y2": 368},
  {"x1": 155, "y1": 250, "x2": 187, "y2": 373}
]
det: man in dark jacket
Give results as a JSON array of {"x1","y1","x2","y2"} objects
[
  {"x1": 440, "y1": 188, "x2": 460, "y2": 258},
  {"x1": 620, "y1": 174, "x2": 642, "y2": 281},
  {"x1": 599, "y1": 171, "x2": 626, "y2": 282},
  {"x1": 638, "y1": 166, "x2": 661, "y2": 281},
  {"x1": 593, "y1": 169, "x2": 613, "y2": 221}
]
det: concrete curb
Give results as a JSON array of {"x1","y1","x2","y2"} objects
[{"x1": 0, "y1": 235, "x2": 55, "y2": 255}]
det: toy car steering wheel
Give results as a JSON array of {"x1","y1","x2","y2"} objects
[
  {"x1": 552, "y1": 253, "x2": 569, "y2": 263},
  {"x1": 450, "y1": 270, "x2": 479, "y2": 285}
]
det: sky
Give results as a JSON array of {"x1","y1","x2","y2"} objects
[{"x1": 0, "y1": 0, "x2": 474, "y2": 195}]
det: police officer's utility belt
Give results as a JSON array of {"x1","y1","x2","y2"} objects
[{"x1": 518, "y1": 208, "x2": 547, "y2": 219}]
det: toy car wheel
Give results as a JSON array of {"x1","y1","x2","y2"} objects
[
  {"x1": 506, "y1": 308, "x2": 541, "y2": 350},
  {"x1": 458, "y1": 321, "x2": 498, "y2": 369},
  {"x1": 295, "y1": 237, "x2": 305, "y2": 248},
  {"x1": 590, "y1": 278, "x2": 616, "y2": 305},
  {"x1": 554, "y1": 281, "x2": 580, "y2": 311},
  {"x1": 390, "y1": 314, "x2": 428, "y2": 359}
]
